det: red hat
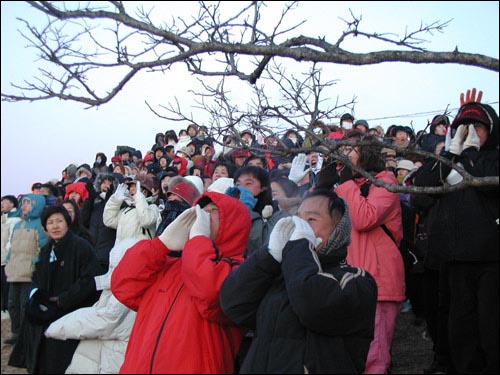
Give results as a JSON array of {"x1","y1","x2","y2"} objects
[
  {"x1": 231, "y1": 149, "x2": 251, "y2": 162},
  {"x1": 167, "y1": 182, "x2": 199, "y2": 206},
  {"x1": 451, "y1": 102, "x2": 492, "y2": 132},
  {"x1": 142, "y1": 154, "x2": 154, "y2": 163},
  {"x1": 111, "y1": 156, "x2": 121, "y2": 163}
]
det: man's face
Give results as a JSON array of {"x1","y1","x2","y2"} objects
[
  {"x1": 297, "y1": 195, "x2": 337, "y2": 251},
  {"x1": 40, "y1": 187, "x2": 51, "y2": 196},
  {"x1": 306, "y1": 151, "x2": 319, "y2": 167},
  {"x1": 235, "y1": 173, "x2": 265, "y2": 198},
  {"x1": 247, "y1": 158, "x2": 265, "y2": 169},
  {"x1": 241, "y1": 134, "x2": 253, "y2": 146},
  {"x1": 202, "y1": 202, "x2": 220, "y2": 241}
]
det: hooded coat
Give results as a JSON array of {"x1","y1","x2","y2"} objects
[
  {"x1": 219, "y1": 206, "x2": 377, "y2": 374},
  {"x1": 413, "y1": 103, "x2": 499, "y2": 265},
  {"x1": 111, "y1": 192, "x2": 251, "y2": 374},
  {"x1": 5, "y1": 194, "x2": 48, "y2": 282},
  {"x1": 412, "y1": 103, "x2": 499, "y2": 374}
]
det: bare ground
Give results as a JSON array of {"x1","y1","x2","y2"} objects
[{"x1": 2, "y1": 310, "x2": 433, "y2": 374}]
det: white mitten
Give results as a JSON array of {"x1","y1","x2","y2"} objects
[
  {"x1": 448, "y1": 125, "x2": 467, "y2": 156},
  {"x1": 114, "y1": 183, "x2": 129, "y2": 201},
  {"x1": 133, "y1": 181, "x2": 143, "y2": 201},
  {"x1": 268, "y1": 217, "x2": 295, "y2": 263},
  {"x1": 159, "y1": 207, "x2": 197, "y2": 250},
  {"x1": 463, "y1": 124, "x2": 480, "y2": 151},
  {"x1": 288, "y1": 153, "x2": 310, "y2": 184},
  {"x1": 445, "y1": 163, "x2": 464, "y2": 186},
  {"x1": 189, "y1": 205, "x2": 211, "y2": 239},
  {"x1": 289, "y1": 216, "x2": 322, "y2": 247}
]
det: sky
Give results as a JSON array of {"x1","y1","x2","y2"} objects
[{"x1": 1, "y1": 1, "x2": 499, "y2": 197}]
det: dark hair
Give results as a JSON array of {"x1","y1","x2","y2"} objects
[
  {"x1": 189, "y1": 165, "x2": 205, "y2": 177},
  {"x1": 60, "y1": 199, "x2": 94, "y2": 244},
  {"x1": 243, "y1": 155, "x2": 269, "y2": 170},
  {"x1": 356, "y1": 135, "x2": 386, "y2": 173},
  {"x1": 270, "y1": 175, "x2": 300, "y2": 198},
  {"x1": 165, "y1": 130, "x2": 178, "y2": 143},
  {"x1": 41, "y1": 183, "x2": 58, "y2": 196},
  {"x1": 233, "y1": 165, "x2": 273, "y2": 214},
  {"x1": 304, "y1": 188, "x2": 345, "y2": 217},
  {"x1": 212, "y1": 161, "x2": 236, "y2": 179},
  {"x1": 1, "y1": 195, "x2": 19, "y2": 208},
  {"x1": 41, "y1": 204, "x2": 72, "y2": 231}
]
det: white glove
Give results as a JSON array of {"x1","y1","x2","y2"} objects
[
  {"x1": 444, "y1": 127, "x2": 452, "y2": 152},
  {"x1": 446, "y1": 162, "x2": 464, "y2": 186},
  {"x1": 314, "y1": 153, "x2": 324, "y2": 173},
  {"x1": 189, "y1": 205, "x2": 211, "y2": 239},
  {"x1": 288, "y1": 153, "x2": 310, "y2": 184},
  {"x1": 114, "y1": 183, "x2": 129, "y2": 201},
  {"x1": 133, "y1": 181, "x2": 143, "y2": 201},
  {"x1": 448, "y1": 125, "x2": 467, "y2": 156},
  {"x1": 159, "y1": 207, "x2": 197, "y2": 250},
  {"x1": 268, "y1": 217, "x2": 295, "y2": 263},
  {"x1": 289, "y1": 216, "x2": 322, "y2": 248},
  {"x1": 463, "y1": 124, "x2": 480, "y2": 151}
]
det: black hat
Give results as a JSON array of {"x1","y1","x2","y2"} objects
[
  {"x1": 430, "y1": 115, "x2": 450, "y2": 134},
  {"x1": 118, "y1": 148, "x2": 131, "y2": 155},
  {"x1": 31, "y1": 182, "x2": 43, "y2": 191},
  {"x1": 354, "y1": 119, "x2": 369, "y2": 130},
  {"x1": 340, "y1": 113, "x2": 355, "y2": 122},
  {"x1": 25, "y1": 289, "x2": 61, "y2": 325}
]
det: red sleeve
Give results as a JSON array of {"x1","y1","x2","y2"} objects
[{"x1": 111, "y1": 237, "x2": 174, "y2": 311}]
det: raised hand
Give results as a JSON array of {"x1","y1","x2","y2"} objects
[
  {"x1": 159, "y1": 207, "x2": 197, "y2": 251},
  {"x1": 460, "y1": 88, "x2": 483, "y2": 106}
]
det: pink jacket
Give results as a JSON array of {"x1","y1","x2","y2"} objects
[{"x1": 335, "y1": 170, "x2": 405, "y2": 302}]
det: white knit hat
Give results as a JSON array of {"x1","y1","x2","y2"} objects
[
  {"x1": 184, "y1": 175, "x2": 204, "y2": 195},
  {"x1": 207, "y1": 177, "x2": 234, "y2": 194}
]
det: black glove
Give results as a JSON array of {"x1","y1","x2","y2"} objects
[
  {"x1": 316, "y1": 161, "x2": 340, "y2": 190},
  {"x1": 85, "y1": 180, "x2": 97, "y2": 201},
  {"x1": 338, "y1": 166, "x2": 354, "y2": 184}
]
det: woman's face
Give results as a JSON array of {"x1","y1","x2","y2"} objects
[
  {"x1": 270, "y1": 181, "x2": 286, "y2": 200},
  {"x1": 62, "y1": 203, "x2": 75, "y2": 223},
  {"x1": 340, "y1": 146, "x2": 360, "y2": 167},
  {"x1": 434, "y1": 124, "x2": 447, "y2": 136},
  {"x1": 235, "y1": 173, "x2": 266, "y2": 197},
  {"x1": 212, "y1": 166, "x2": 229, "y2": 181},
  {"x1": 45, "y1": 213, "x2": 69, "y2": 242},
  {"x1": 68, "y1": 191, "x2": 82, "y2": 204}
]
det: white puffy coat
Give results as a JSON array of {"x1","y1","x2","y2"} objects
[{"x1": 103, "y1": 192, "x2": 160, "y2": 245}]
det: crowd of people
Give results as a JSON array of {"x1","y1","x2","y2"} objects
[{"x1": 1, "y1": 88, "x2": 498, "y2": 374}]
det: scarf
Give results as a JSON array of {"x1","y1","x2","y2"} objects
[{"x1": 318, "y1": 199, "x2": 351, "y2": 263}]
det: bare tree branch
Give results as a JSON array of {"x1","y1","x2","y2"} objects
[{"x1": 2, "y1": 1, "x2": 498, "y2": 107}]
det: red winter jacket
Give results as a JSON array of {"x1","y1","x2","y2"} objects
[
  {"x1": 111, "y1": 192, "x2": 251, "y2": 374},
  {"x1": 335, "y1": 170, "x2": 405, "y2": 302}
]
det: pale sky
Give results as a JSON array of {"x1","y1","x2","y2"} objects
[{"x1": 1, "y1": 1, "x2": 499, "y2": 197}]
